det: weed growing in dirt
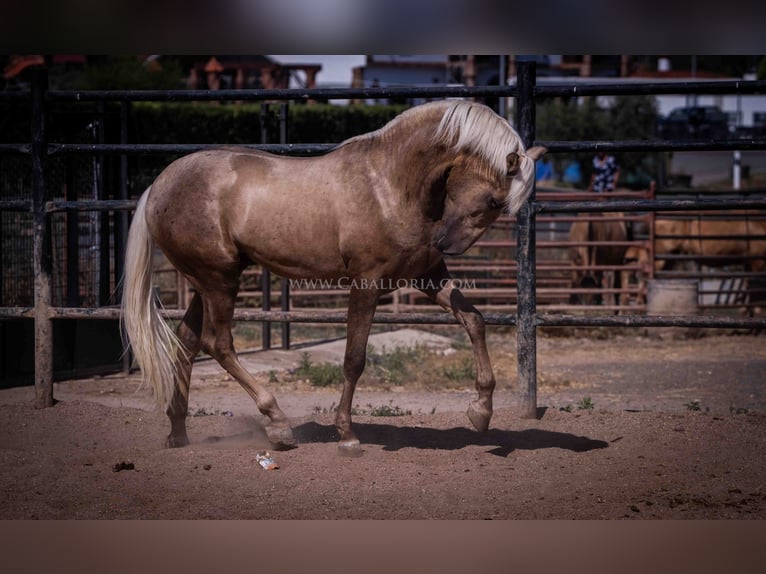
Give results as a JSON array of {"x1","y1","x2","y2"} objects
[
  {"x1": 366, "y1": 401, "x2": 413, "y2": 417},
  {"x1": 365, "y1": 344, "x2": 423, "y2": 385},
  {"x1": 363, "y1": 343, "x2": 480, "y2": 390},
  {"x1": 441, "y1": 357, "x2": 475, "y2": 382},
  {"x1": 684, "y1": 400, "x2": 702, "y2": 411},
  {"x1": 311, "y1": 401, "x2": 413, "y2": 417},
  {"x1": 450, "y1": 335, "x2": 471, "y2": 351},
  {"x1": 577, "y1": 397, "x2": 594, "y2": 410},
  {"x1": 284, "y1": 344, "x2": 477, "y2": 390},
  {"x1": 191, "y1": 407, "x2": 233, "y2": 417},
  {"x1": 730, "y1": 405, "x2": 749, "y2": 415},
  {"x1": 295, "y1": 352, "x2": 344, "y2": 387}
]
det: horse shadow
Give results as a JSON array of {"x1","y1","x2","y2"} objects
[{"x1": 291, "y1": 420, "x2": 609, "y2": 457}]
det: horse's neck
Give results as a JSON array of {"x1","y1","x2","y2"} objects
[{"x1": 342, "y1": 117, "x2": 452, "y2": 206}]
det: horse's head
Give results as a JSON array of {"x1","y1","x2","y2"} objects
[
  {"x1": 426, "y1": 102, "x2": 546, "y2": 255},
  {"x1": 431, "y1": 147, "x2": 546, "y2": 255}
]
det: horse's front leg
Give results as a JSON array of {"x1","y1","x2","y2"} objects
[
  {"x1": 336, "y1": 286, "x2": 380, "y2": 456},
  {"x1": 418, "y1": 261, "x2": 495, "y2": 432}
]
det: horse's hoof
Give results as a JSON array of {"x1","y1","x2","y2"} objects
[
  {"x1": 266, "y1": 424, "x2": 296, "y2": 450},
  {"x1": 466, "y1": 401, "x2": 492, "y2": 433},
  {"x1": 165, "y1": 433, "x2": 189, "y2": 448},
  {"x1": 337, "y1": 439, "x2": 363, "y2": 457}
]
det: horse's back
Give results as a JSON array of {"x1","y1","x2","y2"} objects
[{"x1": 145, "y1": 148, "x2": 351, "y2": 280}]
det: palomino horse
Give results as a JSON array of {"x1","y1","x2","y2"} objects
[{"x1": 121, "y1": 100, "x2": 546, "y2": 455}]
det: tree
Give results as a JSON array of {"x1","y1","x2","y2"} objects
[
  {"x1": 74, "y1": 56, "x2": 184, "y2": 90},
  {"x1": 534, "y1": 94, "x2": 659, "y2": 189},
  {"x1": 758, "y1": 57, "x2": 766, "y2": 81}
]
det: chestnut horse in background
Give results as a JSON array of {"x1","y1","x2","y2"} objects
[{"x1": 121, "y1": 101, "x2": 546, "y2": 455}]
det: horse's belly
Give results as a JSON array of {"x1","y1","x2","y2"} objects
[
  {"x1": 243, "y1": 247, "x2": 347, "y2": 280},
  {"x1": 233, "y1": 216, "x2": 348, "y2": 280}
]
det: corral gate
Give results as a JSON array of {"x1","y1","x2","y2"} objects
[{"x1": 1, "y1": 62, "x2": 766, "y2": 415}]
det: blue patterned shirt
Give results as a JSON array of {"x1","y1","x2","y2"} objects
[{"x1": 591, "y1": 155, "x2": 619, "y2": 192}]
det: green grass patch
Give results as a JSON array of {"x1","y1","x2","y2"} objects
[
  {"x1": 295, "y1": 352, "x2": 344, "y2": 388},
  {"x1": 364, "y1": 344, "x2": 424, "y2": 385},
  {"x1": 441, "y1": 357, "x2": 475, "y2": 382}
]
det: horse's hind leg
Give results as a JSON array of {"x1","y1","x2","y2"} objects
[
  {"x1": 166, "y1": 292, "x2": 203, "y2": 448},
  {"x1": 419, "y1": 261, "x2": 495, "y2": 432},
  {"x1": 199, "y1": 286, "x2": 295, "y2": 449}
]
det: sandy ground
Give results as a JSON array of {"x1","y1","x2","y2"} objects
[{"x1": 1, "y1": 328, "x2": 765, "y2": 519}]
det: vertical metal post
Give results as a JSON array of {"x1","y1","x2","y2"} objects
[
  {"x1": 498, "y1": 55, "x2": 508, "y2": 120},
  {"x1": 648, "y1": 187, "x2": 656, "y2": 283},
  {"x1": 515, "y1": 59, "x2": 538, "y2": 419},
  {"x1": 259, "y1": 104, "x2": 271, "y2": 350},
  {"x1": 31, "y1": 67, "x2": 54, "y2": 408},
  {"x1": 96, "y1": 102, "x2": 110, "y2": 305},
  {"x1": 261, "y1": 271, "x2": 272, "y2": 349},
  {"x1": 115, "y1": 101, "x2": 129, "y2": 294},
  {"x1": 117, "y1": 101, "x2": 131, "y2": 373},
  {"x1": 279, "y1": 103, "x2": 291, "y2": 349},
  {"x1": 65, "y1": 132, "x2": 79, "y2": 307}
]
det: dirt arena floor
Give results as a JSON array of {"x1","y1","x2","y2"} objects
[{"x1": 1, "y1": 329, "x2": 764, "y2": 519}]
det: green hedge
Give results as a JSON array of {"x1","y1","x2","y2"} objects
[
  {"x1": 2, "y1": 97, "x2": 659, "y2": 190},
  {"x1": 1, "y1": 101, "x2": 408, "y2": 146},
  {"x1": 131, "y1": 102, "x2": 408, "y2": 145}
]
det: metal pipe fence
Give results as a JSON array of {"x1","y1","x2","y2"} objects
[{"x1": 2, "y1": 63, "x2": 766, "y2": 412}]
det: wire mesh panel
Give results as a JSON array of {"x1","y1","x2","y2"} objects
[
  {"x1": 0, "y1": 155, "x2": 33, "y2": 306},
  {"x1": 49, "y1": 152, "x2": 107, "y2": 307}
]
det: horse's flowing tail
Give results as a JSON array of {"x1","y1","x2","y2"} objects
[{"x1": 121, "y1": 188, "x2": 184, "y2": 411}]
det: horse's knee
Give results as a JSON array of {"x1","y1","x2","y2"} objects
[
  {"x1": 459, "y1": 309, "x2": 486, "y2": 340},
  {"x1": 201, "y1": 330, "x2": 235, "y2": 364},
  {"x1": 343, "y1": 351, "x2": 366, "y2": 382}
]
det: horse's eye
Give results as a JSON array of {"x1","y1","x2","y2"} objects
[{"x1": 488, "y1": 197, "x2": 501, "y2": 210}]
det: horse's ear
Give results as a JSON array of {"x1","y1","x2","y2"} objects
[
  {"x1": 526, "y1": 146, "x2": 548, "y2": 161},
  {"x1": 506, "y1": 152, "x2": 520, "y2": 175}
]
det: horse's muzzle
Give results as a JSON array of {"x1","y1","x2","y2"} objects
[
  {"x1": 433, "y1": 233, "x2": 470, "y2": 256},
  {"x1": 433, "y1": 231, "x2": 460, "y2": 255}
]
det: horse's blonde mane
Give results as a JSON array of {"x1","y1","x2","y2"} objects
[
  {"x1": 341, "y1": 100, "x2": 534, "y2": 215},
  {"x1": 431, "y1": 101, "x2": 526, "y2": 175}
]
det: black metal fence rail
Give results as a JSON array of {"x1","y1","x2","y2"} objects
[
  {"x1": 2, "y1": 64, "x2": 766, "y2": 413},
  {"x1": 21, "y1": 139, "x2": 766, "y2": 156}
]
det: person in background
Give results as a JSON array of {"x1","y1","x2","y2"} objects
[
  {"x1": 535, "y1": 156, "x2": 554, "y2": 182},
  {"x1": 562, "y1": 159, "x2": 582, "y2": 186},
  {"x1": 588, "y1": 151, "x2": 620, "y2": 193}
]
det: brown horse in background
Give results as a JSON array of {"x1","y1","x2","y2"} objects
[
  {"x1": 121, "y1": 101, "x2": 546, "y2": 455},
  {"x1": 654, "y1": 214, "x2": 766, "y2": 272},
  {"x1": 654, "y1": 214, "x2": 766, "y2": 315},
  {"x1": 568, "y1": 212, "x2": 631, "y2": 307}
]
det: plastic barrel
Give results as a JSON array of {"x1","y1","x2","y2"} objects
[{"x1": 646, "y1": 279, "x2": 700, "y2": 338}]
